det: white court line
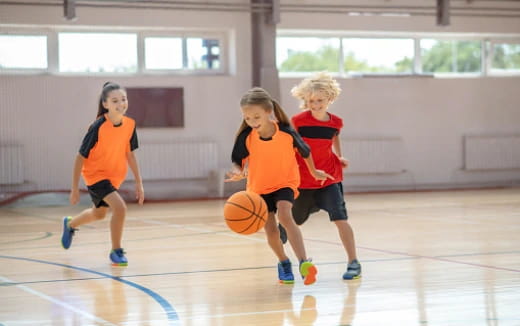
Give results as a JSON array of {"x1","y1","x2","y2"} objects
[{"x1": 0, "y1": 275, "x2": 117, "y2": 326}]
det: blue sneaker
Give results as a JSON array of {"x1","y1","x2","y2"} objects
[
  {"x1": 110, "y1": 248, "x2": 128, "y2": 266},
  {"x1": 278, "y1": 259, "x2": 294, "y2": 284},
  {"x1": 343, "y1": 259, "x2": 361, "y2": 280},
  {"x1": 300, "y1": 260, "x2": 318, "y2": 285},
  {"x1": 61, "y1": 216, "x2": 77, "y2": 249}
]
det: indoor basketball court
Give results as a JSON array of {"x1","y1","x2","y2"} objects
[{"x1": 1, "y1": 0, "x2": 519, "y2": 325}]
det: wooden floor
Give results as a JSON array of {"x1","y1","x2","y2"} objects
[{"x1": 0, "y1": 188, "x2": 519, "y2": 326}]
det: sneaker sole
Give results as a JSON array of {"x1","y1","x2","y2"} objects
[
  {"x1": 343, "y1": 274, "x2": 361, "y2": 280},
  {"x1": 278, "y1": 279, "x2": 295, "y2": 284},
  {"x1": 61, "y1": 216, "x2": 72, "y2": 250},
  {"x1": 111, "y1": 262, "x2": 128, "y2": 267},
  {"x1": 300, "y1": 262, "x2": 318, "y2": 286}
]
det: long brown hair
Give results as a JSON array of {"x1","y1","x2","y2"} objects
[
  {"x1": 235, "y1": 87, "x2": 290, "y2": 138},
  {"x1": 97, "y1": 82, "x2": 124, "y2": 118}
]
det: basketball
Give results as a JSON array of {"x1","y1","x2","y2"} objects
[{"x1": 224, "y1": 191, "x2": 268, "y2": 234}]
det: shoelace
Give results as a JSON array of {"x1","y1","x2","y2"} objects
[
  {"x1": 281, "y1": 262, "x2": 292, "y2": 274},
  {"x1": 114, "y1": 249, "x2": 126, "y2": 257}
]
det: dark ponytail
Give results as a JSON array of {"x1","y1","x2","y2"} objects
[{"x1": 97, "y1": 82, "x2": 123, "y2": 118}]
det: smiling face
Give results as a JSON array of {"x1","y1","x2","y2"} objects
[
  {"x1": 241, "y1": 104, "x2": 272, "y2": 131},
  {"x1": 305, "y1": 91, "x2": 331, "y2": 115},
  {"x1": 103, "y1": 89, "x2": 128, "y2": 117}
]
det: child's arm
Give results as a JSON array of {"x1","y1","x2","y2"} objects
[
  {"x1": 286, "y1": 125, "x2": 334, "y2": 183},
  {"x1": 70, "y1": 154, "x2": 84, "y2": 205},
  {"x1": 226, "y1": 127, "x2": 251, "y2": 182},
  {"x1": 127, "y1": 151, "x2": 144, "y2": 205},
  {"x1": 302, "y1": 153, "x2": 334, "y2": 183},
  {"x1": 333, "y1": 135, "x2": 349, "y2": 168}
]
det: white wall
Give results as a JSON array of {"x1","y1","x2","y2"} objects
[{"x1": 1, "y1": 3, "x2": 519, "y2": 194}]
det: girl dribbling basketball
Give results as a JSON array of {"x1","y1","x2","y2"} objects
[{"x1": 226, "y1": 87, "x2": 333, "y2": 285}]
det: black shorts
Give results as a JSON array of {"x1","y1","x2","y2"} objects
[
  {"x1": 87, "y1": 179, "x2": 117, "y2": 208},
  {"x1": 292, "y1": 182, "x2": 348, "y2": 225},
  {"x1": 260, "y1": 187, "x2": 295, "y2": 213}
]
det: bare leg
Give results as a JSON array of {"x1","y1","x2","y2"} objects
[
  {"x1": 69, "y1": 206, "x2": 108, "y2": 229},
  {"x1": 264, "y1": 211, "x2": 289, "y2": 261},
  {"x1": 334, "y1": 220, "x2": 358, "y2": 262},
  {"x1": 277, "y1": 200, "x2": 307, "y2": 262},
  {"x1": 102, "y1": 191, "x2": 127, "y2": 250}
]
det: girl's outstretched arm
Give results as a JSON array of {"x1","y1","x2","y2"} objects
[
  {"x1": 127, "y1": 151, "x2": 145, "y2": 205},
  {"x1": 70, "y1": 154, "x2": 84, "y2": 205}
]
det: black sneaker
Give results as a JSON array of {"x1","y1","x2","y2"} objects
[{"x1": 343, "y1": 259, "x2": 361, "y2": 280}]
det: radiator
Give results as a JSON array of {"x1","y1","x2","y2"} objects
[
  {"x1": 0, "y1": 145, "x2": 24, "y2": 185},
  {"x1": 341, "y1": 138, "x2": 405, "y2": 174},
  {"x1": 132, "y1": 142, "x2": 219, "y2": 180},
  {"x1": 464, "y1": 135, "x2": 520, "y2": 170}
]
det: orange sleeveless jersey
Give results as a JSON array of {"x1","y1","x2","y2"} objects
[
  {"x1": 231, "y1": 122, "x2": 310, "y2": 198},
  {"x1": 79, "y1": 115, "x2": 138, "y2": 188}
]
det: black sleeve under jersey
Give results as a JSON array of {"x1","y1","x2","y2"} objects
[
  {"x1": 78, "y1": 117, "x2": 104, "y2": 158},
  {"x1": 279, "y1": 123, "x2": 311, "y2": 158},
  {"x1": 130, "y1": 126, "x2": 139, "y2": 151},
  {"x1": 231, "y1": 127, "x2": 252, "y2": 167}
]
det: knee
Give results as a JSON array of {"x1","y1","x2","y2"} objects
[
  {"x1": 93, "y1": 209, "x2": 107, "y2": 220},
  {"x1": 112, "y1": 202, "x2": 127, "y2": 216}
]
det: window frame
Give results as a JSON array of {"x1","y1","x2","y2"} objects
[
  {"x1": 486, "y1": 38, "x2": 520, "y2": 76},
  {"x1": 277, "y1": 30, "x2": 520, "y2": 78},
  {"x1": 0, "y1": 25, "x2": 229, "y2": 76},
  {"x1": 0, "y1": 30, "x2": 51, "y2": 74}
]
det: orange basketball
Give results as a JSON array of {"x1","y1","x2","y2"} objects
[{"x1": 224, "y1": 191, "x2": 268, "y2": 235}]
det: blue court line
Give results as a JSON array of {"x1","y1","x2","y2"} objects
[
  {"x1": 0, "y1": 255, "x2": 179, "y2": 325},
  {"x1": 0, "y1": 256, "x2": 419, "y2": 287},
  {"x1": 1, "y1": 248, "x2": 518, "y2": 288}
]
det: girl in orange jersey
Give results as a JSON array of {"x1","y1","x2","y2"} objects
[
  {"x1": 61, "y1": 82, "x2": 144, "y2": 266},
  {"x1": 226, "y1": 87, "x2": 333, "y2": 285}
]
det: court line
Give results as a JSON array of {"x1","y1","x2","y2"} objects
[
  {"x1": 0, "y1": 275, "x2": 117, "y2": 326},
  {"x1": 0, "y1": 232, "x2": 53, "y2": 245},
  {"x1": 305, "y1": 238, "x2": 520, "y2": 273},
  {"x1": 0, "y1": 256, "x2": 418, "y2": 287},
  {"x1": 4, "y1": 250, "x2": 518, "y2": 288},
  {"x1": 0, "y1": 255, "x2": 180, "y2": 325}
]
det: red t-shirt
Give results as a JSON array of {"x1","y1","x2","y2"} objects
[{"x1": 292, "y1": 110, "x2": 343, "y2": 189}]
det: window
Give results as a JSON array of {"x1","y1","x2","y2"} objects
[
  {"x1": 187, "y1": 38, "x2": 220, "y2": 70},
  {"x1": 0, "y1": 35, "x2": 47, "y2": 69},
  {"x1": 143, "y1": 36, "x2": 222, "y2": 71},
  {"x1": 58, "y1": 32, "x2": 137, "y2": 73},
  {"x1": 421, "y1": 39, "x2": 481, "y2": 74},
  {"x1": 276, "y1": 37, "x2": 340, "y2": 73},
  {"x1": 342, "y1": 38, "x2": 414, "y2": 74},
  {"x1": 144, "y1": 37, "x2": 183, "y2": 70},
  {"x1": 490, "y1": 42, "x2": 520, "y2": 73}
]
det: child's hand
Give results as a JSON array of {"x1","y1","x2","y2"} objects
[
  {"x1": 339, "y1": 157, "x2": 349, "y2": 169},
  {"x1": 225, "y1": 166, "x2": 247, "y2": 182},
  {"x1": 312, "y1": 169, "x2": 334, "y2": 185},
  {"x1": 69, "y1": 188, "x2": 80, "y2": 205},
  {"x1": 135, "y1": 183, "x2": 145, "y2": 205}
]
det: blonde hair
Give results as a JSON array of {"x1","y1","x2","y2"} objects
[
  {"x1": 291, "y1": 72, "x2": 341, "y2": 110},
  {"x1": 235, "y1": 87, "x2": 290, "y2": 139}
]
